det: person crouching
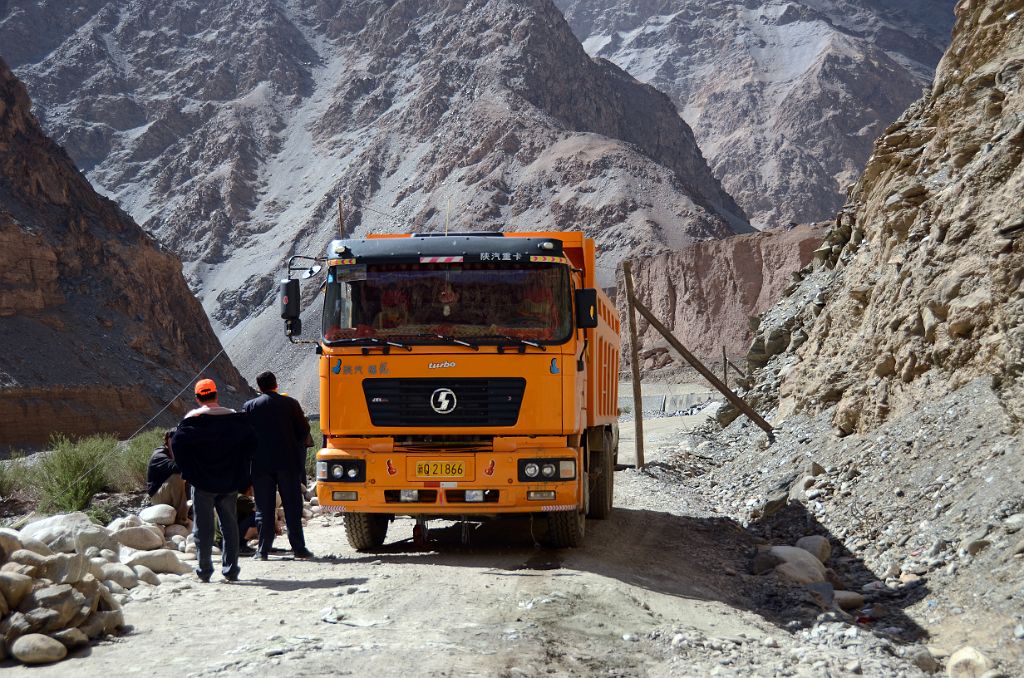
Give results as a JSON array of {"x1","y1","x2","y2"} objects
[{"x1": 146, "y1": 428, "x2": 190, "y2": 527}]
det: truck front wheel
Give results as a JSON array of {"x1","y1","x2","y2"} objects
[
  {"x1": 345, "y1": 513, "x2": 389, "y2": 551},
  {"x1": 547, "y1": 508, "x2": 585, "y2": 548}
]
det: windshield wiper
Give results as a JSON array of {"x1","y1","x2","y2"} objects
[
  {"x1": 330, "y1": 337, "x2": 412, "y2": 351},
  {"x1": 478, "y1": 334, "x2": 547, "y2": 352},
  {"x1": 417, "y1": 333, "x2": 480, "y2": 350}
]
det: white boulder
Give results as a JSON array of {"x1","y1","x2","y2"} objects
[
  {"x1": 20, "y1": 513, "x2": 93, "y2": 553},
  {"x1": 140, "y1": 504, "x2": 177, "y2": 526}
]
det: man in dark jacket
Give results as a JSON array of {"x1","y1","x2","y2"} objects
[
  {"x1": 146, "y1": 428, "x2": 190, "y2": 526},
  {"x1": 172, "y1": 378, "x2": 256, "y2": 582},
  {"x1": 243, "y1": 371, "x2": 313, "y2": 560}
]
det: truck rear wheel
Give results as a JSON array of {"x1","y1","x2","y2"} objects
[
  {"x1": 345, "y1": 513, "x2": 389, "y2": 551},
  {"x1": 587, "y1": 449, "x2": 614, "y2": 519}
]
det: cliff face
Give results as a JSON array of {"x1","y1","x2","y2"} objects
[
  {"x1": 0, "y1": 58, "x2": 249, "y2": 449},
  {"x1": 557, "y1": 0, "x2": 955, "y2": 228},
  {"x1": 623, "y1": 224, "x2": 825, "y2": 371},
  {"x1": 739, "y1": 0, "x2": 1024, "y2": 434}
]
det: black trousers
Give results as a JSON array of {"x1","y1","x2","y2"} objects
[{"x1": 253, "y1": 468, "x2": 306, "y2": 555}]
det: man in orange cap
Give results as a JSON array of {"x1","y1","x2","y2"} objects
[{"x1": 172, "y1": 378, "x2": 256, "y2": 582}]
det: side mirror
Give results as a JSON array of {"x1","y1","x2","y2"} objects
[
  {"x1": 575, "y1": 288, "x2": 599, "y2": 329},
  {"x1": 281, "y1": 279, "x2": 300, "y2": 320}
]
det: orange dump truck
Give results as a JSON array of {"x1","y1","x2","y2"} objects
[{"x1": 281, "y1": 231, "x2": 619, "y2": 549}]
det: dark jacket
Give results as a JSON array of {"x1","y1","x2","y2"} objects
[
  {"x1": 146, "y1": 447, "x2": 180, "y2": 496},
  {"x1": 242, "y1": 391, "x2": 310, "y2": 476},
  {"x1": 171, "y1": 412, "x2": 256, "y2": 493}
]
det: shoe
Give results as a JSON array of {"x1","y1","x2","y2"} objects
[
  {"x1": 252, "y1": 552, "x2": 268, "y2": 561},
  {"x1": 224, "y1": 571, "x2": 239, "y2": 582},
  {"x1": 293, "y1": 548, "x2": 315, "y2": 559},
  {"x1": 197, "y1": 571, "x2": 211, "y2": 583},
  {"x1": 239, "y1": 544, "x2": 256, "y2": 556}
]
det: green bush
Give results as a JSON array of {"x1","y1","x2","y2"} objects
[
  {"x1": 108, "y1": 428, "x2": 163, "y2": 493},
  {"x1": 36, "y1": 433, "x2": 114, "y2": 513},
  {"x1": 305, "y1": 418, "x2": 323, "y2": 480},
  {"x1": 0, "y1": 452, "x2": 33, "y2": 500}
]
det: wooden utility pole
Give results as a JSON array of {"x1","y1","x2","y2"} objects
[
  {"x1": 338, "y1": 198, "x2": 346, "y2": 238},
  {"x1": 622, "y1": 261, "x2": 645, "y2": 468},
  {"x1": 722, "y1": 345, "x2": 728, "y2": 388},
  {"x1": 624, "y1": 281, "x2": 774, "y2": 439}
]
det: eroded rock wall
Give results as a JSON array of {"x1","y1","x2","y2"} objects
[
  {"x1": 740, "y1": 0, "x2": 1024, "y2": 433},
  {"x1": 622, "y1": 224, "x2": 825, "y2": 371},
  {"x1": 0, "y1": 59, "x2": 250, "y2": 449}
]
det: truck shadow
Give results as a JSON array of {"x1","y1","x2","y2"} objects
[{"x1": 344, "y1": 501, "x2": 928, "y2": 645}]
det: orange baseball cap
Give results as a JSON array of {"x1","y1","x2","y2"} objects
[{"x1": 194, "y1": 378, "x2": 217, "y2": 396}]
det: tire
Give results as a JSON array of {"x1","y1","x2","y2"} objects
[
  {"x1": 587, "y1": 445, "x2": 614, "y2": 520},
  {"x1": 344, "y1": 513, "x2": 389, "y2": 551},
  {"x1": 547, "y1": 508, "x2": 585, "y2": 548}
]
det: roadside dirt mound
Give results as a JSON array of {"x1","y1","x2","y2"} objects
[{"x1": 0, "y1": 59, "x2": 250, "y2": 450}]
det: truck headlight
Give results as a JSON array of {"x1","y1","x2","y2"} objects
[
  {"x1": 331, "y1": 465, "x2": 345, "y2": 480},
  {"x1": 541, "y1": 463, "x2": 556, "y2": 478},
  {"x1": 524, "y1": 463, "x2": 540, "y2": 478},
  {"x1": 316, "y1": 461, "x2": 327, "y2": 480}
]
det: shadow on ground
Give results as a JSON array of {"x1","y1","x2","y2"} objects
[{"x1": 337, "y1": 490, "x2": 928, "y2": 645}]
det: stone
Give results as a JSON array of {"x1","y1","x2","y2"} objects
[
  {"x1": 107, "y1": 515, "x2": 142, "y2": 532},
  {"x1": 72, "y1": 574, "x2": 101, "y2": 614},
  {"x1": 104, "y1": 580, "x2": 127, "y2": 594},
  {"x1": 74, "y1": 524, "x2": 117, "y2": 554},
  {"x1": 771, "y1": 546, "x2": 827, "y2": 584},
  {"x1": 100, "y1": 563, "x2": 139, "y2": 590},
  {"x1": 77, "y1": 610, "x2": 123, "y2": 639},
  {"x1": 164, "y1": 524, "x2": 191, "y2": 539},
  {"x1": 18, "y1": 584, "x2": 88, "y2": 631},
  {"x1": 132, "y1": 564, "x2": 161, "y2": 586},
  {"x1": 908, "y1": 646, "x2": 940, "y2": 673},
  {"x1": 752, "y1": 549, "x2": 784, "y2": 574},
  {"x1": 51, "y1": 627, "x2": 90, "y2": 650},
  {"x1": 140, "y1": 504, "x2": 177, "y2": 526},
  {"x1": 113, "y1": 526, "x2": 164, "y2": 551},
  {"x1": 795, "y1": 535, "x2": 832, "y2": 563},
  {"x1": 125, "y1": 549, "x2": 194, "y2": 575},
  {"x1": 11, "y1": 633, "x2": 67, "y2": 664},
  {"x1": 8, "y1": 548, "x2": 46, "y2": 576},
  {"x1": 156, "y1": 574, "x2": 182, "y2": 584},
  {"x1": 804, "y1": 582, "x2": 834, "y2": 609},
  {"x1": 37, "y1": 552, "x2": 88, "y2": 585},
  {"x1": 0, "y1": 571, "x2": 33, "y2": 608},
  {"x1": 99, "y1": 548, "x2": 119, "y2": 562},
  {"x1": 0, "y1": 527, "x2": 23, "y2": 561},
  {"x1": 965, "y1": 540, "x2": 990, "y2": 556},
  {"x1": 833, "y1": 590, "x2": 865, "y2": 610},
  {"x1": 19, "y1": 536, "x2": 54, "y2": 556},
  {"x1": 947, "y1": 646, "x2": 991, "y2": 678},
  {"x1": 0, "y1": 610, "x2": 35, "y2": 644},
  {"x1": 20, "y1": 513, "x2": 93, "y2": 553},
  {"x1": 807, "y1": 461, "x2": 826, "y2": 477}
]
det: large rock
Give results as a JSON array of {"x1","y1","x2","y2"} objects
[
  {"x1": 770, "y1": 545, "x2": 828, "y2": 585},
  {"x1": 20, "y1": 513, "x2": 93, "y2": 553},
  {"x1": 51, "y1": 627, "x2": 90, "y2": 650},
  {"x1": 125, "y1": 549, "x2": 194, "y2": 575},
  {"x1": 77, "y1": 609, "x2": 124, "y2": 639},
  {"x1": 71, "y1": 574, "x2": 101, "y2": 614},
  {"x1": 17, "y1": 584, "x2": 89, "y2": 632},
  {"x1": 107, "y1": 515, "x2": 143, "y2": 532},
  {"x1": 132, "y1": 564, "x2": 161, "y2": 586},
  {"x1": 946, "y1": 646, "x2": 991, "y2": 678},
  {"x1": 795, "y1": 535, "x2": 832, "y2": 564},
  {"x1": 74, "y1": 525, "x2": 117, "y2": 554},
  {"x1": 38, "y1": 553, "x2": 89, "y2": 585},
  {"x1": 113, "y1": 526, "x2": 164, "y2": 551},
  {"x1": 0, "y1": 527, "x2": 23, "y2": 561},
  {"x1": 100, "y1": 563, "x2": 139, "y2": 590},
  {"x1": 0, "y1": 571, "x2": 33, "y2": 608},
  {"x1": 19, "y1": 536, "x2": 54, "y2": 556},
  {"x1": 164, "y1": 524, "x2": 191, "y2": 540},
  {"x1": 11, "y1": 633, "x2": 67, "y2": 664},
  {"x1": 140, "y1": 504, "x2": 177, "y2": 526},
  {"x1": 7, "y1": 549, "x2": 46, "y2": 577}
]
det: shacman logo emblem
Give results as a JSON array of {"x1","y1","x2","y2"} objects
[{"x1": 430, "y1": 388, "x2": 457, "y2": 414}]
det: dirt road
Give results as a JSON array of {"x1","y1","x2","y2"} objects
[{"x1": 5, "y1": 416, "x2": 928, "y2": 677}]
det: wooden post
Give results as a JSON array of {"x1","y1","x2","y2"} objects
[
  {"x1": 722, "y1": 345, "x2": 728, "y2": 389},
  {"x1": 338, "y1": 198, "x2": 345, "y2": 238},
  {"x1": 622, "y1": 261, "x2": 645, "y2": 468},
  {"x1": 625, "y1": 281, "x2": 774, "y2": 440}
]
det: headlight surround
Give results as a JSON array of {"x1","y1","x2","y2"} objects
[
  {"x1": 324, "y1": 459, "x2": 366, "y2": 482},
  {"x1": 518, "y1": 458, "x2": 576, "y2": 482}
]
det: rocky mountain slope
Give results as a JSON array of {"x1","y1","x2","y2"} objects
[
  {"x1": 621, "y1": 223, "x2": 824, "y2": 372},
  {"x1": 557, "y1": 0, "x2": 956, "y2": 228},
  {"x1": 1, "y1": 0, "x2": 751, "y2": 402},
  {"x1": 702, "y1": 0, "x2": 1023, "y2": 667},
  {"x1": 0, "y1": 58, "x2": 248, "y2": 450}
]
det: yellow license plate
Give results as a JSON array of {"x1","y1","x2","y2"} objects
[{"x1": 415, "y1": 461, "x2": 465, "y2": 478}]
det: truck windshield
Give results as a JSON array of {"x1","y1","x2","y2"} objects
[{"x1": 322, "y1": 263, "x2": 572, "y2": 345}]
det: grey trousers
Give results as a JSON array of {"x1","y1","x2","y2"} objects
[{"x1": 191, "y1": 487, "x2": 239, "y2": 579}]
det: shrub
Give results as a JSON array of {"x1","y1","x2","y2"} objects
[
  {"x1": 0, "y1": 452, "x2": 33, "y2": 500},
  {"x1": 305, "y1": 419, "x2": 323, "y2": 481},
  {"x1": 36, "y1": 433, "x2": 114, "y2": 513},
  {"x1": 107, "y1": 428, "x2": 163, "y2": 493}
]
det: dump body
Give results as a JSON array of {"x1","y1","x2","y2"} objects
[{"x1": 311, "y1": 231, "x2": 619, "y2": 547}]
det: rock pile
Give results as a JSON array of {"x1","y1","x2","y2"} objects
[{"x1": 0, "y1": 506, "x2": 201, "y2": 665}]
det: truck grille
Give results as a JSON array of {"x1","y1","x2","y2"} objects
[{"x1": 363, "y1": 378, "x2": 526, "y2": 427}]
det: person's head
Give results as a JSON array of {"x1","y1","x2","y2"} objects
[
  {"x1": 194, "y1": 378, "x2": 218, "y2": 404},
  {"x1": 256, "y1": 371, "x2": 277, "y2": 393}
]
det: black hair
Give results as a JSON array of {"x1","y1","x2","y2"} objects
[
  {"x1": 196, "y1": 392, "x2": 218, "y2": 403},
  {"x1": 256, "y1": 371, "x2": 277, "y2": 393},
  {"x1": 164, "y1": 428, "x2": 176, "y2": 443}
]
